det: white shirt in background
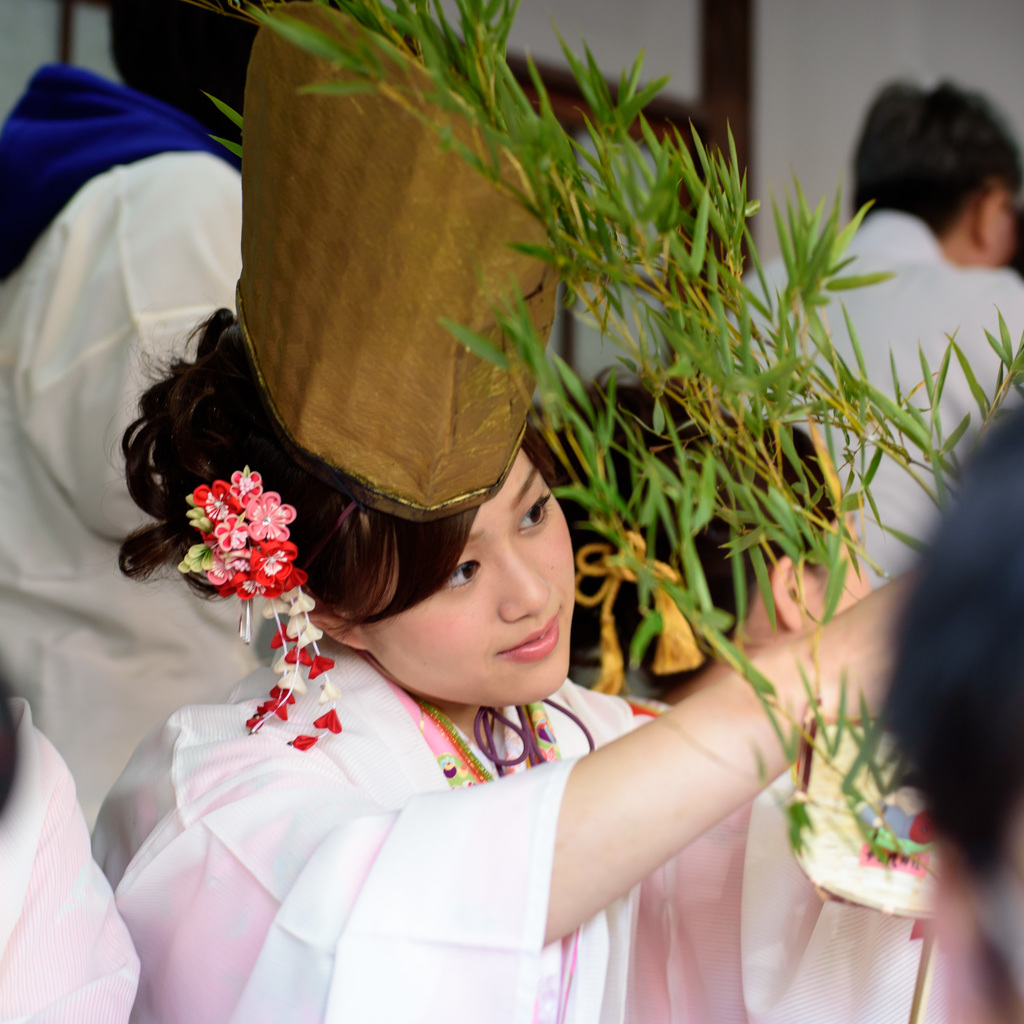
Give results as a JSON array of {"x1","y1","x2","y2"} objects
[{"x1": 758, "y1": 209, "x2": 1024, "y2": 581}]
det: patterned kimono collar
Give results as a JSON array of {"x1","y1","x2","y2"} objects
[{"x1": 388, "y1": 682, "x2": 564, "y2": 790}]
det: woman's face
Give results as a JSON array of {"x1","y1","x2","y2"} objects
[{"x1": 343, "y1": 452, "x2": 575, "y2": 727}]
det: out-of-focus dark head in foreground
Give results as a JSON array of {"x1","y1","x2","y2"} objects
[{"x1": 887, "y1": 407, "x2": 1024, "y2": 1021}]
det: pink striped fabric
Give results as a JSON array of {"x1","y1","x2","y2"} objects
[{"x1": 0, "y1": 700, "x2": 138, "y2": 1022}]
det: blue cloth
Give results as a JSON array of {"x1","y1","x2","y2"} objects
[{"x1": 0, "y1": 64, "x2": 240, "y2": 279}]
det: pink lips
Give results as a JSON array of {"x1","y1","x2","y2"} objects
[{"x1": 497, "y1": 615, "x2": 560, "y2": 663}]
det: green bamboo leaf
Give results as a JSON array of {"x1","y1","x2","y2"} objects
[
  {"x1": 985, "y1": 327, "x2": 1012, "y2": 366},
  {"x1": 821, "y1": 542, "x2": 849, "y2": 622},
  {"x1": 438, "y1": 318, "x2": 508, "y2": 369},
  {"x1": 209, "y1": 136, "x2": 243, "y2": 158},
  {"x1": 863, "y1": 447, "x2": 884, "y2": 487},
  {"x1": 506, "y1": 242, "x2": 558, "y2": 264},
  {"x1": 771, "y1": 198, "x2": 796, "y2": 287},
  {"x1": 729, "y1": 526, "x2": 748, "y2": 627},
  {"x1": 918, "y1": 345, "x2": 934, "y2": 406},
  {"x1": 825, "y1": 271, "x2": 894, "y2": 292},
  {"x1": 621, "y1": 50, "x2": 644, "y2": 103},
  {"x1": 787, "y1": 801, "x2": 813, "y2": 854},
  {"x1": 940, "y1": 413, "x2": 971, "y2": 455},
  {"x1": 829, "y1": 200, "x2": 873, "y2": 267},
  {"x1": 999, "y1": 310, "x2": 1014, "y2": 367},
  {"x1": 203, "y1": 92, "x2": 243, "y2": 128},
  {"x1": 749, "y1": 546, "x2": 775, "y2": 632},
  {"x1": 840, "y1": 304, "x2": 868, "y2": 379},
  {"x1": 688, "y1": 188, "x2": 711, "y2": 278},
  {"x1": 628, "y1": 609, "x2": 663, "y2": 667},
  {"x1": 932, "y1": 344, "x2": 953, "y2": 411},
  {"x1": 882, "y1": 525, "x2": 928, "y2": 554},
  {"x1": 553, "y1": 355, "x2": 593, "y2": 418}
]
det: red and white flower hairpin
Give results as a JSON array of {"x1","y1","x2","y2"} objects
[{"x1": 178, "y1": 466, "x2": 341, "y2": 747}]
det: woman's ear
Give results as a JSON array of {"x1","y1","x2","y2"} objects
[
  {"x1": 968, "y1": 183, "x2": 1016, "y2": 267},
  {"x1": 308, "y1": 604, "x2": 367, "y2": 651}
]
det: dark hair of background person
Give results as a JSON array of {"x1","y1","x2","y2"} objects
[
  {"x1": 886, "y1": 407, "x2": 1024, "y2": 875},
  {"x1": 562, "y1": 382, "x2": 832, "y2": 690},
  {"x1": 853, "y1": 81, "x2": 1022, "y2": 236},
  {"x1": 110, "y1": 0, "x2": 258, "y2": 137},
  {"x1": 0, "y1": 685, "x2": 14, "y2": 818},
  {"x1": 120, "y1": 309, "x2": 557, "y2": 627}
]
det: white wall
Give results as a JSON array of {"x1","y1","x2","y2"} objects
[
  {"x1": 753, "y1": 0, "x2": 1024, "y2": 257},
  {"x1": 507, "y1": 0, "x2": 700, "y2": 102}
]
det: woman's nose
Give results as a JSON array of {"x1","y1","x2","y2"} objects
[{"x1": 497, "y1": 551, "x2": 550, "y2": 622}]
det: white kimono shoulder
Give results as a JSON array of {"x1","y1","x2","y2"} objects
[
  {"x1": 93, "y1": 649, "x2": 638, "y2": 1024},
  {"x1": 0, "y1": 699, "x2": 138, "y2": 1022}
]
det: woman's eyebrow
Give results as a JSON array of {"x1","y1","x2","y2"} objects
[
  {"x1": 514, "y1": 466, "x2": 540, "y2": 508},
  {"x1": 467, "y1": 466, "x2": 540, "y2": 543}
]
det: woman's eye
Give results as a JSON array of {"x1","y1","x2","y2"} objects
[
  {"x1": 446, "y1": 560, "x2": 479, "y2": 589},
  {"x1": 521, "y1": 493, "x2": 551, "y2": 529}
]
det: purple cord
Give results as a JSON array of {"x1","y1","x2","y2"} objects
[{"x1": 474, "y1": 698, "x2": 595, "y2": 776}]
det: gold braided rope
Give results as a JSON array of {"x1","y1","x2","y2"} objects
[{"x1": 573, "y1": 531, "x2": 705, "y2": 696}]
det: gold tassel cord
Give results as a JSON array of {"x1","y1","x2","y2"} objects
[{"x1": 574, "y1": 531, "x2": 705, "y2": 696}]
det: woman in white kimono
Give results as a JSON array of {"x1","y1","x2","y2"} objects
[{"x1": 93, "y1": 7, "x2": 899, "y2": 1023}]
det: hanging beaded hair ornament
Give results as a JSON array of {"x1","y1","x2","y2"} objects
[{"x1": 178, "y1": 466, "x2": 347, "y2": 749}]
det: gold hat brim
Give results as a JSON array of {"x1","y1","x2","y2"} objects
[{"x1": 238, "y1": 5, "x2": 557, "y2": 520}]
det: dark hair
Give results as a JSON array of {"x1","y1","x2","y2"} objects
[
  {"x1": 121, "y1": 310, "x2": 554, "y2": 625},
  {"x1": 853, "y1": 81, "x2": 1022, "y2": 235},
  {"x1": 563, "y1": 382, "x2": 831, "y2": 686},
  {"x1": 110, "y1": 0, "x2": 257, "y2": 137},
  {"x1": 0, "y1": 681, "x2": 15, "y2": 820},
  {"x1": 886, "y1": 408, "x2": 1024, "y2": 873}
]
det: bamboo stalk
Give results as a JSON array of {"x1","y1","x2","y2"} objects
[{"x1": 908, "y1": 927, "x2": 937, "y2": 1024}]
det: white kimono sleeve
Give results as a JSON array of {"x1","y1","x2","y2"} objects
[
  {"x1": 96, "y1": 702, "x2": 576, "y2": 1024},
  {"x1": 0, "y1": 700, "x2": 138, "y2": 1022}
]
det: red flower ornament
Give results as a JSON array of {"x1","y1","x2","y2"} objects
[
  {"x1": 195, "y1": 480, "x2": 241, "y2": 523},
  {"x1": 182, "y1": 468, "x2": 344, "y2": 736}
]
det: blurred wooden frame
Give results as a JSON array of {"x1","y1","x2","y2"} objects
[{"x1": 59, "y1": 0, "x2": 750, "y2": 369}]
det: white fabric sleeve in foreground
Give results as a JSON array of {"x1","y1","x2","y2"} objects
[
  {"x1": 326, "y1": 762, "x2": 573, "y2": 1022},
  {"x1": 0, "y1": 700, "x2": 138, "y2": 1022},
  {"x1": 106, "y1": 736, "x2": 575, "y2": 1024}
]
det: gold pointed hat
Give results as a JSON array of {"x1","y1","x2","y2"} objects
[{"x1": 237, "y1": 4, "x2": 557, "y2": 521}]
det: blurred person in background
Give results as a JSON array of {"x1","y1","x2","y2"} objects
[
  {"x1": 758, "y1": 81, "x2": 1024, "y2": 585},
  {"x1": 0, "y1": 677, "x2": 138, "y2": 1020},
  {"x1": 887, "y1": 406, "x2": 1024, "y2": 1024},
  {"x1": 0, "y1": 0, "x2": 259, "y2": 823}
]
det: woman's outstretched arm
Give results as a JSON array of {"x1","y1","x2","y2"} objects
[{"x1": 546, "y1": 578, "x2": 901, "y2": 943}]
